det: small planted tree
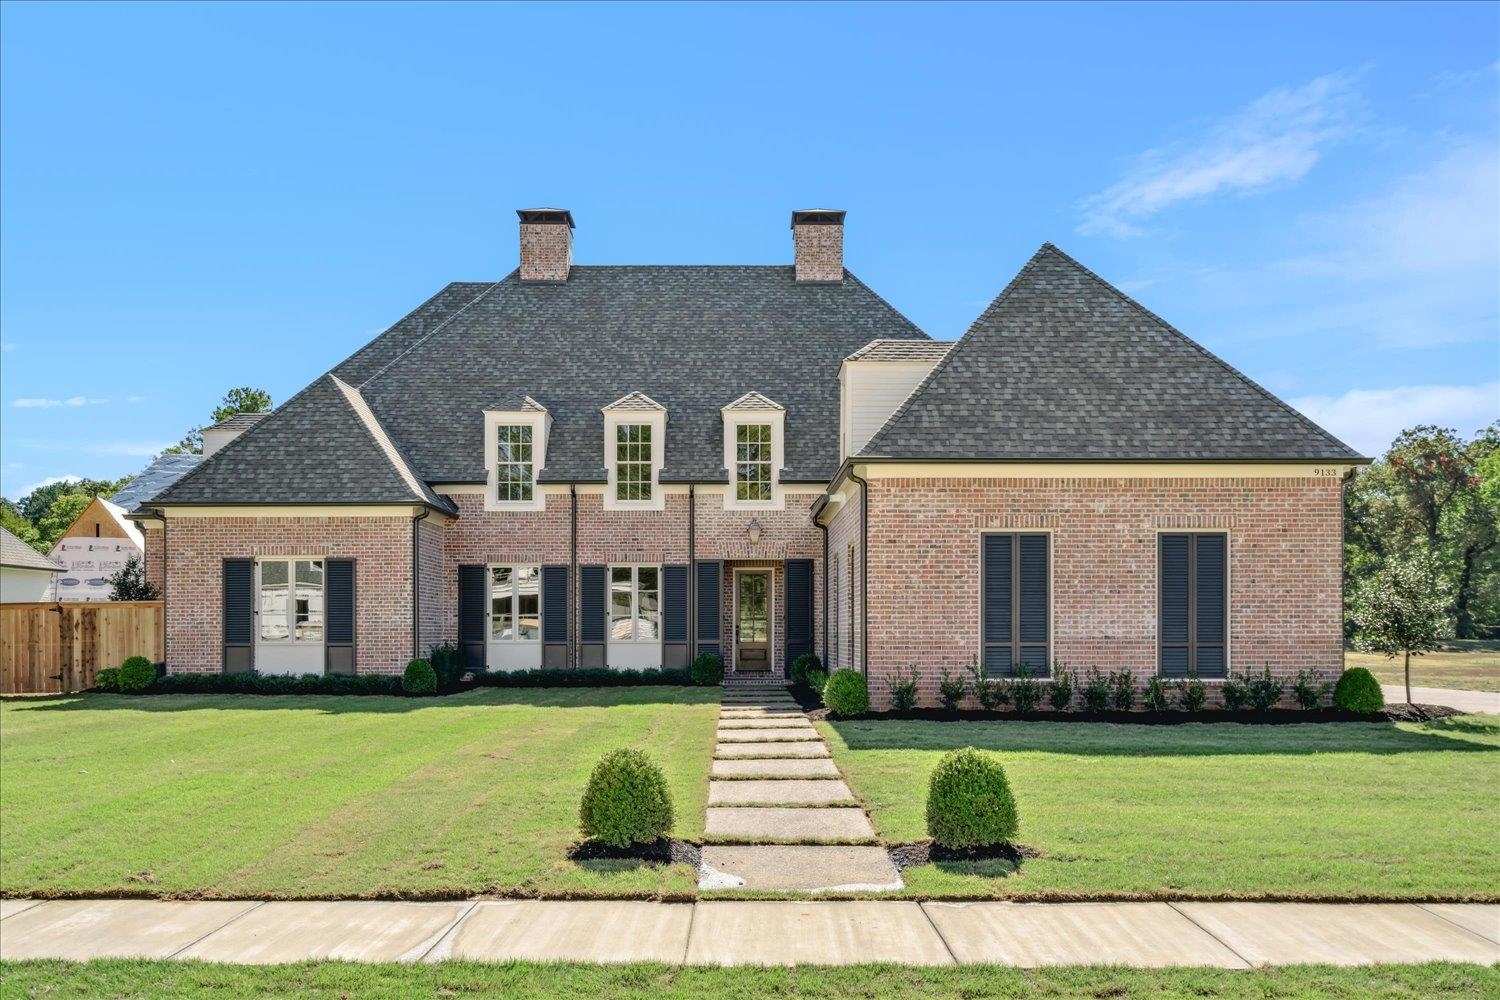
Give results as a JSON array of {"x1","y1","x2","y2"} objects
[
  {"x1": 107, "y1": 555, "x2": 158, "y2": 601},
  {"x1": 1351, "y1": 554, "x2": 1453, "y2": 705}
]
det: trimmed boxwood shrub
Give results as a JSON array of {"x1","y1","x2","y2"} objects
[
  {"x1": 926, "y1": 747, "x2": 1019, "y2": 849},
  {"x1": 690, "y1": 652, "x2": 724, "y2": 686},
  {"x1": 804, "y1": 666, "x2": 828, "y2": 695},
  {"x1": 94, "y1": 667, "x2": 121, "y2": 693},
  {"x1": 578, "y1": 747, "x2": 674, "y2": 848},
  {"x1": 789, "y1": 653, "x2": 823, "y2": 687},
  {"x1": 1334, "y1": 666, "x2": 1385, "y2": 714},
  {"x1": 429, "y1": 643, "x2": 464, "y2": 693},
  {"x1": 154, "y1": 672, "x2": 404, "y2": 696},
  {"x1": 403, "y1": 658, "x2": 438, "y2": 696},
  {"x1": 823, "y1": 669, "x2": 869, "y2": 717},
  {"x1": 118, "y1": 656, "x2": 156, "y2": 693}
]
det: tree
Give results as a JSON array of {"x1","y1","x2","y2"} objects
[
  {"x1": 1351, "y1": 554, "x2": 1454, "y2": 705},
  {"x1": 107, "y1": 555, "x2": 159, "y2": 601},
  {"x1": 5, "y1": 476, "x2": 134, "y2": 553},
  {"x1": 162, "y1": 386, "x2": 273, "y2": 456},
  {"x1": 0, "y1": 499, "x2": 41, "y2": 551},
  {"x1": 36, "y1": 493, "x2": 92, "y2": 551}
]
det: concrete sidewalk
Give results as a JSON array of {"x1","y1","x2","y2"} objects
[
  {"x1": 1, "y1": 898, "x2": 1495, "y2": 967},
  {"x1": 1382, "y1": 685, "x2": 1499, "y2": 715}
]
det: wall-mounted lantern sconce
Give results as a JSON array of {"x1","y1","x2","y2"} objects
[{"x1": 746, "y1": 519, "x2": 763, "y2": 545}]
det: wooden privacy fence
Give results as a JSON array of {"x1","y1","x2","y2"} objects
[{"x1": 0, "y1": 601, "x2": 164, "y2": 694}]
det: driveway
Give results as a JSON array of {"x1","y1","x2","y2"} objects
[{"x1": 1382, "y1": 685, "x2": 1499, "y2": 715}]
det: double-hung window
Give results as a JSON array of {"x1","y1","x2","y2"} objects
[
  {"x1": 491, "y1": 566, "x2": 541, "y2": 642},
  {"x1": 610, "y1": 566, "x2": 660, "y2": 641},
  {"x1": 495, "y1": 425, "x2": 534, "y2": 503},
  {"x1": 980, "y1": 533, "x2": 1050, "y2": 677},
  {"x1": 1158, "y1": 533, "x2": 1227, "y2": 678},
  {"x1": 258, "y1": 558, "x2": 324, "y2": 643},
  {"x1": 735, "y1": 423, "x2": 773, "y2": 502},
  {"x1": 615, "y1": 424, "x2": 653, "y2": 502}
]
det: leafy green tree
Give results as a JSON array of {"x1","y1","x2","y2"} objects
[
  {"x1": 107, "y1": 554, "x2": 159, "y2": 601},
  {"x1": 162, "y1": 386, "x2": 273, "y2": 456},
  {"x1": 1351, "y1": 554, "x2": 1454, "y2": 704},
  {"x1": 36, "y1": 493, "x2": 92, "y2": 551},
  {"x1": 0, "y1": 499, "x2": 41, "y2": 551}
]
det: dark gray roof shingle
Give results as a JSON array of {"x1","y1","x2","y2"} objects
[
  {"x1": 860, "y1": 244, "x2": 1363, "y2": 463},
  {"x1": 205, "y1": 411, "x2": 271, "y2": 433}
]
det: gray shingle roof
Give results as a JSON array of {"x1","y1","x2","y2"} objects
[
  {"x1": 149, "y1": 375, "x2": 458, "y2": 513},
  {"x1": 860, "y1": 244, "x2": 1364, "y2": 463},
  {"x1": 1, "y1": 525, "x2": 63, "y2": 572},
  {"x1": 205, "y1": 411, "x2": 271, "y2": 433},
  {"x1": 109, "y1": 454, "x2": 204, "y2": 513},
  {"x1": 845, "y1": 339, "x2": 955, "y2": 362}
]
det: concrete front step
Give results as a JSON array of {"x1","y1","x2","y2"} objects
[
  {"x1": 719, "y1": 710, "x2": 804, "y2": 721},
  {"x1": 705, "y1": 807, "x2": 876, "y2": 842},
  {"x1": 715, "y1": 741, "x2": 830, "y2": 759},
  {"x1": 717, "y1": 718, "x2": 813, "y2": 730},
  {"x1": 698, "y1": 845, "x2": 903, "y2": 892},
  {"x1": 712, "y1": 757, "x2": 841, "y2": 779},
  {"x1": 716, "y1": 729, "x2": 820, "y2": 743},
  {"x1": 708, "y1": 779, "x2": 854, "y2": 806}
]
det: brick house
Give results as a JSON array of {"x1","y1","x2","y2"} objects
[{"x1": 135, "y1": 209, "x2": 1365, "y2": 706}]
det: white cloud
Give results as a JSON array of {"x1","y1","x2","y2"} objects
[
  {"x1": 1291, "y1": 382, "x2": 1500, "y2": 456},
  {"x1": 15, "y1": 474, "x2": 82, "y2": 497},
  {"x1": 11, "y1": 396, "x2": 110, "y2": 408},
  {"x1": 1, "y1": 342, "x2": 14, "y2": 353},
  {"x1": 1078, "y1": 72, "x2": 1362, "y2": 236}
]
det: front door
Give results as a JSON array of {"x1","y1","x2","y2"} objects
[{"x1": 735, "y1": 570, "x2": 772, "y2": 672}]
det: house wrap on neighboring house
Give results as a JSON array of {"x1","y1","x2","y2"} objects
[{"x1": 135, "y1": 209, "x2": 1366, "y2": 706}]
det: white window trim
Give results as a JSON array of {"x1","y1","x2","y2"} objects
[
  {"x1": 608, "y1": 564, "x2": 663, "y2": 645},
  {"x1": 488, "y1": 564, "x2": 542, "y2": 644},
  {"x1": 255, "y1": 555, "x2": 327, "y2": 646},
  {"x1": 483, "y1": 408, "x2": 550, "y2": 512},
  {"x1": 722, "y1": 406, "x2": 785, "y2": 511},
  {"x1": 603, "y1": 410, "x2": 666, "y2": 512}
]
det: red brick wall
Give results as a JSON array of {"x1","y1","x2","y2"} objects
[
  {"x1": 519, "y1": 221, "x2": 570, "y2": 282},
  {"x1": 141, "y1": 527, "x2": 164, "y2": 594},
  {"x1": 793, "y1": 222, "x2": 843, "y2": 282},
  {"x1": 415, "y1": 517, "x2": 447, "y2": 657},
  {"x1": 863, "y1": 475, "x2": 1344, "y2": 709},
  {"x1": 825, "y1": 491, "x2": 862, "y2": 673},
  {"x1": 164, "y1": 515, "x2": 413, "y2": 674}
]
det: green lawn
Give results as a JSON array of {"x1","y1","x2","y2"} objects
[
  {"x1": 0, "y1": 688, "x2": 718, "y2": 900},
  {"x1": 820, "y1": 716, "x2": 1500, "y2": 900},
  {"x1": 1, "y1": 961, "x2": 1495, "y2": 1000},
  {"x1": 1348, "y1": 642, "x2": 1500, "y2": 693}
]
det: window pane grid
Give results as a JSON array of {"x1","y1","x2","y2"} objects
[
  {"x1": 616, "y1": 424, "x2": 653, "y2": 501},
  {"x1": 496, "y1": 425, "x2": 534, "y2": 502},
  {"x1": 734, "y1": 423, "x2": 773, "y2": 501}
]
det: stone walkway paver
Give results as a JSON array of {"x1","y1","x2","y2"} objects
[
  {"x1": 3, "y1": 899, "x2": 1494, "y2": 966},
  {"x1": 700, "y1": 684, "x2": 900, "y2": 891},
  {"x1": 1381, "y1": 685, "x2": 1499, "y2": 715}
]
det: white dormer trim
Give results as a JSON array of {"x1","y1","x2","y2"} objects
[
  {"x1": 483, "y1": 397, "x2": 550, "y2": 512},
  {"x1": 603, "y1": 392, "x2": 667, "y2": 512},
  {"x1": 722, "y1": 392, "x2": 786, "y2": 511}
]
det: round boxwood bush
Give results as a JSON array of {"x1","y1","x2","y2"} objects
[
  {"x1": 94, "y1": 666, "x2": 121, "y2": 693},
  {"x1": 822, "y1": 668, "x2": 869, "y2": 717},
  {"x1": 1333, "y1": 666, "x2": 1384, "y2": 714},
  {"x1": 926, "y1": 747, "x2": 1018, "y2": 849},
  {"x1": 578, "y1": 747, "x2": 675, "y2": 848},
  {"x1": 789, "y1": 652, "x2": 823, "y2": 687},
  {"x1": 402, "y1": 658, "x2": 438, "y2": 696},
  {"x1": 691, "y1": 652, "x2": 724, "y2": 686},
  {"x1": 117, "y1": 656, "x2": 156, "y2": 693},
  {"x1": 804, "y1": 666, "x2": 828, "y2": 696}
]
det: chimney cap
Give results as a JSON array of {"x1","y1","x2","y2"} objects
[
  {"x1": 790, "y1": 209, "x2": 846, "y2": 228},
  {"x1": 517, "y1": 208, "x2": 575, "y2": 228}
]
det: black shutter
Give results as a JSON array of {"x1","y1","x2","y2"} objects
[
  {"x1": 662, "y1": 564, "x2": 689, "y2": 669},
  {"x1": 541, "y1": 565, "x2": 568, "y2": 669},
  {"x1": 981, "y1": 534, "x2": 1012, "y2": 676},
  {"x1": 695, "y1": 560, "x2": 721, "y2": 657},
  {"x1": 222, "y1": 558, "x2": 253, "y2": 674},
  {"x1": 458, "y1": 565, "x2": 486, "y2": 671},
  {"x1": 1194, "y1": 534, "x2": 1227, "y2": 678},
  {"x1": 784, "y1": 558, "x2": 814, "y2": 674},
  {"x1": 579, "y1": 565, "x2": 607, "y2": 668},
  {"x1": 324, "y1": 559, "x2": 356, "y2": 675},
  {"x1": 1017, "y1": 535, "x2": 1050, "y2": 677}
]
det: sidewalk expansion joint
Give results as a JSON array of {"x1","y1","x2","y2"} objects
[
  {"x1": 1165, "y1": 900, "x2": 1254, "y2": 968},
  {"x1": 164, "y1": 900, "x2": 267, "y2": 960}
]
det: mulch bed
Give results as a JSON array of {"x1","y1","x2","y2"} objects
[
  {"x1": 567, "y1": 838, "x2": 701, "y2": 868},
  {"x1": 788, "y1": 685, "x2": 1460, "y2": 725},
  {"x1": 888, "y1": 841, "x2": 1042, "y2": 871}
]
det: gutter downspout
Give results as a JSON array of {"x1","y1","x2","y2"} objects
[
  {"x1": 411, "y1": 507, "x2": 430, "y2": 660},
  {"x1": 814, "y1": 504, "x2": 829, "y2": 668},
  {"x1": 688, "y1": 485, "x2": 696, "y2": 659},
  {"x1": 848, "y1": 466, "x2": 871, "y2": 678},
  {"x1": 146, "y1": 507, "x2": 167, "y2": 670},
  {"x1": 570, "y1": 485, "x2": 578, "y2": 670}
]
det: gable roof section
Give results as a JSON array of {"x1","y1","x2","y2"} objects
[
  {"x1": 149, "y1": 374, "x2": 458, "y2": 513},
  {"x1": 724, "y1": 391, "x2": 784, "y2": 411},
  {"x1": 109, "y1": 454, "x2": 203, "y2": 513},
  {"x1": 604, "y1": 391, "x2": 666, "y2": 412},
  {"x1": 860, "y1": 244, "x2": 1363, "y2": 463},
  {"x1": 337, "y1": 266, "x2": 929, "y2": 483},
  {"x1": 1, "y1": 525, "x2": 64, "y2": 572},
  {"x1": 844, "y1": 339, "x2": 954, "y2": 362},
  {"x1": 206, "y1": 411, "x2": 271, "y2": 434}
]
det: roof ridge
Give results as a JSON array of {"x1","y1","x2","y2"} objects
[
  {"x1": 1033, "y1": 243, "x2": 1363, "y2": 459},
  {"x1": 861, "y1": 244, "x2": 1053, "y2": 456},
  {"x1": 356, "y1": 274, "x2": 512, "y2": 390},
  {"x1": 329, "y1": 375, "x2": 446, "y2": 508}
]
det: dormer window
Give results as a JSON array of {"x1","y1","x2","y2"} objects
[
  {"x1": 603, "y1": 392, "x2": 667, "y2": 511},
  {"x1": 484, "y1": 397, "x2": 549, "y2": 511},
  {"x1": 722, "y1": 392, "x2": 785, "y2": 510}
]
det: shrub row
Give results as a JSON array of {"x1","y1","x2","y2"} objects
[{"x1": 152, "y1": 672, "x2": 406, "y2": 696}]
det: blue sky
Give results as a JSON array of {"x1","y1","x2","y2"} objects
[{"x1": 2, "y1": 2, "x2": 1496, "y2": 499}]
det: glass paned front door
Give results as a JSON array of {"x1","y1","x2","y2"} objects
[{"x1": 736, "y1": 571, "x2": 771, "y2": 671}]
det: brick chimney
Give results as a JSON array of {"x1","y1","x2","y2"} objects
[
  {"x1": 791, "y1": 209, "x2": 845, "y2": 283},
  {"x1": 517, "y1": 208, "x2": 574, "y2": 282}
]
